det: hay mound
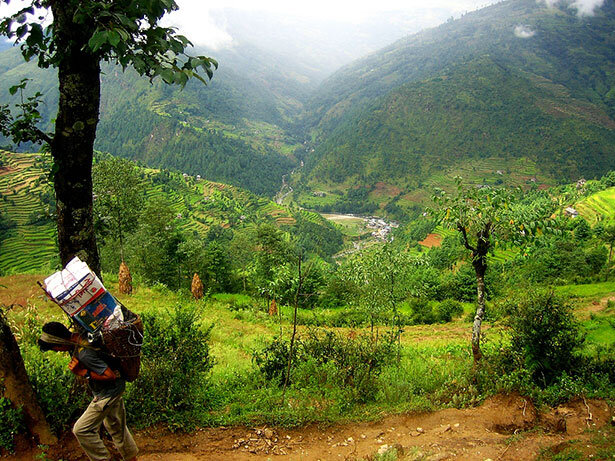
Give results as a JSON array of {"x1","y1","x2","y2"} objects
[
  {"x1": 118, "y1": 261, "x2": 132, "y2": 295},
  {"x1": 191, "y1": 273, "x2": 204, "y2": 300}
]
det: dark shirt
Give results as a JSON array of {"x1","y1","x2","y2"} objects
[{"x1": 76, "y1": 347, "x2": 125, "y2": 400}]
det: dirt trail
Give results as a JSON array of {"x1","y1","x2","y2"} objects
[{"x1": 8, "y1": 394, "x2": 614, "y2": 461}]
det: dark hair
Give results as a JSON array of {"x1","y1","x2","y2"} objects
[{"x1": 38, "y1": 322, "x2": 72, "y2": 351}]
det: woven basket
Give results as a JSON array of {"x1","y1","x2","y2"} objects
[{"x1": 101, "y1": 306, "x2": 143, "y2": 382}]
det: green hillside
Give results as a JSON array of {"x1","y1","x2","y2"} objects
[
  {"x1": 0, "y1": 151, "x2": 342, "y2": 275},
  {"x1": 574, "y1": 187, "x2": 615, "y2": 224},
  {"x1": 307, "y1": 55, "x2": 615, "y2": 187},
  {"x1": 0, "y1": 151, "x2": 58, "y2": 274},
  {"x1": 301, "y1": 0, "x2": 615, "y2": 202},
  {"x1": 0, "y1": 47, "x2": 302, "y2": 197}
]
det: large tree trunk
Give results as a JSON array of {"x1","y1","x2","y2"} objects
[
  {"x1": 50, "y1": 3, "x2": 101, "y2": 276},
  {"x1": 0, "y1": 310, "x2": 56, "y2": 446}
]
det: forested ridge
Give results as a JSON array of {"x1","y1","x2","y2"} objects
[
  {"x1": 1, "y1": 0, "x2": 615, "y2": 202},
  {"x1": 301, "y1": 0, "x2": 615, "y2": 191}
]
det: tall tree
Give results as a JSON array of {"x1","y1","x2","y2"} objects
[
  {"x1": 0, "y1": 0, "x2": 216, "y2": 275},
  {"x1": 434, "y1": 179, "x2": 528, "y2": 365}
]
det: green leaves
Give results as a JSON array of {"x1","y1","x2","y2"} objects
[
  {"x1": 88, "y1": 30, "x2": 108, "y2": 52},
  {"x1": 2, "y1": 1, "x2": 216, "y2": 87}
]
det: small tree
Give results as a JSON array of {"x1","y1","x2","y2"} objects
[
  {"x1": 341, "y1": 244, "x2": 413, "y2": 338},
  {"x1": 93, "y1": 157, "x2": 145, "y2": 262},
  {"x1": 434, "y1": 178, "x2": 540, "y2": 364},
  {"x1": 600, "y1": 224, "x2": 615, "y2": 279}
]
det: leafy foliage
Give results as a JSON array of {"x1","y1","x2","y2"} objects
[
  {"x1": 126, "y1": 305, "x2": 214, "y2": 427},
  {"x1": 0, "y1": 396, "x2": 24, "y2": 453},
  {"x1": 507, "y1": 290, "x2": 584, "y2": 387}
]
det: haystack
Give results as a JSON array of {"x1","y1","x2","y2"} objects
[
  {"x1": 118, "y1": 261, "x2": 132, "y2": 295},
  {"x1": 268, "y1": 298, "x2": 278, "y2": 316},
  {"x1": 191, "y1": 273, "x2": 204, "y2": 300}
]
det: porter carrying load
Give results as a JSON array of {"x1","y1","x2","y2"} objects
[{"x1": 39, "y1": 256, "x2": 143, "y2": 381}]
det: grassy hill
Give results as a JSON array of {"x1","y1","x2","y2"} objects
[
  {"x1": 0, "y1": 151, "x2": 58, "y2": 274},
  {"x1": 0, "y1": 151, "x2": 341, "y2": 275},
  {"x1": 0, "y1": 45, "x2": 302, "y2": 197},
  {"x1": 299, "y1": 0, "x2": 615, "y2": 209}
]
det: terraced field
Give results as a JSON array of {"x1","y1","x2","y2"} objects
[
  {"x1": 0, "y1": 151, "x2": 58, "y2": 274},
  {"x1": 574, "y1": 187, "x2": 615, "y2": 224},
  {"x1": 0, "y1": 152, "x2": 337, "y2": 274},
  {"x1": 419, "y1": 225, "x2": 518, "y2": 262}
]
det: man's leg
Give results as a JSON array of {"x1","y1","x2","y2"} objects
[
  {"x1": 73, "y1": 398, "x2": 111, "y2": 461},
  {"x1": 103, "y1": 396, "x2": 138, "y2": 460}
]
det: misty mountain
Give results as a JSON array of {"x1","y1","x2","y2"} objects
[
  {"x1": 206, "y1": 8, "x2": 458, "y2": 83},
  {"x1": 301, "y1": 0, "x2": 615, "y2": 189},
  {"x1": 0, "y1": 41, "x2": 304, "y2": 196}
]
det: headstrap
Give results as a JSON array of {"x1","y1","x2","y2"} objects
[{"x1": 39, "y1": 332, "x2": 99, "y2": 350}]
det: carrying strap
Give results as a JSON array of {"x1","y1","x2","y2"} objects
[{"x1": 39, "y1": 332, "x2": 100, "y2": 351}]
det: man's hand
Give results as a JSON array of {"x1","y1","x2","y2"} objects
[{"x1": 68, "y1": 357, "x2": 88, "y2": 377}]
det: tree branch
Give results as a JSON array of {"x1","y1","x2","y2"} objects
[{"x1": 457, "y1": 222, "x2": 477, "y2": 252}]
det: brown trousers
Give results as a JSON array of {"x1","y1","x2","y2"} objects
[{"x1": 73, "y1": 394, "x2": 138, "y2": 461}]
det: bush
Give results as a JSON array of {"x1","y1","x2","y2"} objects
[
  {"x1": 254, "y1": 329, "x2": 396, "y2": 403},
  {"x1": 125, "y1": 305, "x2": 214, "y2": 428},
  {"x1": 406, "y1": 298, "x2": 436, "y2": 325},
  {"x1": 22, "y1": 345, "x2": 89, "y2": 434},
  {"x1": 433, "y1": 299, "x2": 463, "y2": 323},
  {"x1": 0, "y1": 397, "x2": 24, "y2": 453},
  {"x1": 507, "y1": 290, "x2": 584, "y2": 387}
]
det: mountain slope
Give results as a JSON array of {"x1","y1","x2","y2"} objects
[
  {"x1": 0, "y1": 44, "x2": 303, "y2": 196},
  {"x1": 302, "y1": 0, "x2": 615, "y2": 190},
  {"x1": 308, "y1": 55, "x2": 615, "y2": 186}
]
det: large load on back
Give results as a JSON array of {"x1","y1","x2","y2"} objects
[{"x1": 40, "y1": 257, "x2": 143, "y2": 381}]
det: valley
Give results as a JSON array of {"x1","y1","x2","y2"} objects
[{"x1": 1, "y1": 1, "x2": 615, "y2": 460}]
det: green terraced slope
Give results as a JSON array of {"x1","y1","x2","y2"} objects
[
  {"x1": 0, "y1": 151, "x2": 343, "y2": 274},
  {"x1": 0, "y1": 151, "x2": 58, "y2": 274},
  {"x1": 574, "y1": 187, "x2": 615, "y2": 224}
]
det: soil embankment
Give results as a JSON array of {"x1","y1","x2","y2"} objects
[{"x1": 8, "y1": 394, "x2": 614, "y2": 460}]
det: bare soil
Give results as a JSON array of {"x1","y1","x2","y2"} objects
[
  {"x1": 7, "y1": 395, "x2": 614, "y2": 461},
  {"x1": 419, "y1": 233, "x2": 443, "y2": 248}
]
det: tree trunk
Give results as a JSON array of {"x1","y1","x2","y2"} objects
[
  {"x1": 471, "y1": 267, "x2": 486, "y2": 364},
  {"x1": 50, "y1": 3, "x2": 101, "y2": 276},
  {"x1": 0, "y1": 310, "x2": 56, "y2": 446},
  {"x1": 471, "y1": 228, "x2": 490, "y2": 366}
]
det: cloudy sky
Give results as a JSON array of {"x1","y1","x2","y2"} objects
[
  {"x1": 0, "y1": 0, "x2": 608, "y2": 49},
  {"x1": 166, "y1": 0, "x2": 500, "y2": 48}
]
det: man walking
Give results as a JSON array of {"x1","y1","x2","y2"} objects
[{"x1": 39, "y1": 322, "x2": 138, "y2": 461}]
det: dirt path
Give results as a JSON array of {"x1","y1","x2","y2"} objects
[{"x1": 9, "y1": 395, "x2": 614, "y2": 461}]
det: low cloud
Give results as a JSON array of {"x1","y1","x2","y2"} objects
[
  {"x1": 514, "y1": 25, "x2": 536, "y2": 38},
  {"x1": 539, "y1": 0, "x2": 606, "y2": 16}
]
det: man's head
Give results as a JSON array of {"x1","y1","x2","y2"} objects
[{"x1": 38, "y1": 321, "x2": 74, "y2": 352}]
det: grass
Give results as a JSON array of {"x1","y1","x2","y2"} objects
[
  {"x1": 3, "y1": 272, "x2": 615, "y2": 434},
  {"x1": 555, "y1": 281, "x2": 615, "y2": 299}
]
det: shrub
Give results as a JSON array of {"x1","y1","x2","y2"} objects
[
  {"x1": 507, "y1": 290, "x2": 584, "y2": 387},
  {"x1": 433, "y1": 299, "x2": 463, "y2": 323},
  {"x1": 125, "y1": 304, "x2": 214, "y2": 428},
  {"x1": 407, "y1": 298, "x2": 435, "y2": 325},
  {"x1": 0, "y1": 397, "x2": 24, "y2": 453},
  {"x1": 22, "y1": 345, "x2": 89, "y2": 434},
  {"x1": 254, "y1": 329, "x2": 396, "y2": 403}
]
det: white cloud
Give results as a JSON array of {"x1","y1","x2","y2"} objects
[
  {"x1": 539, "y1": 0, "x2": 606, "y2": 16},
  {"x1": 514, "y1": 25, "x2": 536, "y2": 38}
]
